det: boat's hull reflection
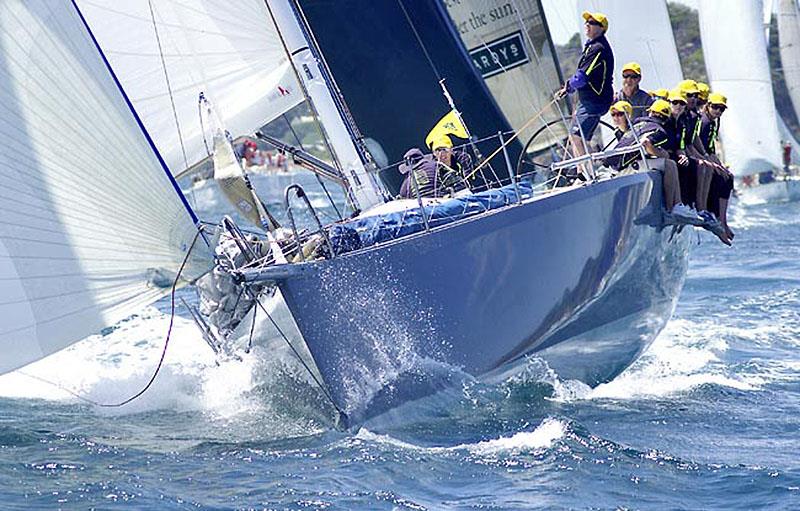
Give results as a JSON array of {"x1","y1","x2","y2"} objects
[{"x1": 274, "y1": 171, "x2": 691, "y2": 424}]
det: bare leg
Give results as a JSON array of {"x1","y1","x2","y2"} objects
[
  {"x1": 696, "y1": 163, "x2": 712, "y2": 212},
  {"x1": 663, "y1": 159, "x2": 680, "y2": 210}
]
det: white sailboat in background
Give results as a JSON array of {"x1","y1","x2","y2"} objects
[{"x1": 700, "y1": 0, "x2": 800, "y2": 203}]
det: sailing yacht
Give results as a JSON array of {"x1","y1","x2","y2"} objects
[{"x1": 1, "y1": 0, "x2": 692, "y2": 427}]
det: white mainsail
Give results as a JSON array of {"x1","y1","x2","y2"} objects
[
  {"x1": 76, "y1": 0, "x2": 303, "y2": 175},
  {"x1": 699, "y1": 0, "x2": 783, "y2": 176},
  {"x1": 575, "y1": 0, "x2": 683, "y2": 92},
  {"x1": 779, "y1": 0, "x2": 800, "y2": 125},
  {"x1": 0, "y1": 1, "x2": 213, "y2": 374}
]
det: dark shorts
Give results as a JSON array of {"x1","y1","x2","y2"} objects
[
  {"x1": 675, "y1": 157, "x2": 698, "y2": 207},
  {"x1": 570, "y1": 103, "x2": 603, "y2": 140}
]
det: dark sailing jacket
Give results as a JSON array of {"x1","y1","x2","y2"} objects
[
  {"x1": 606, "y1": 116, "x2": 670, "y2": 170},
  {"x1": 566, "y1": 34, "x2": 615, "y2": 112}
]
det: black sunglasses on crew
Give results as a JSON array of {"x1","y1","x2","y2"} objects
[
  {"x1": 610, "y1": 112, "x2": 625, "y2": 117},
  {"x1": 709, "y1": 104, "x2": 726, "y2": 111},
  {"x1": 686, "y1": 92, "x2": 699, "y2": 98},
  {"x1": 585, "y1": 19, "x2": 603, "y2": 27},
  {"x1": 670, "y1": 100, "x2": 686, "y2": 105},
  {"x1": 622, "y1": 74, "x2": 640, "y2": 79}
]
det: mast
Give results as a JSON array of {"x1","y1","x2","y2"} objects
[{"x1": 264, "y1": 0, "x2": 387, "y2": 211}]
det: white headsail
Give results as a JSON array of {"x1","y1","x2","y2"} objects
[
  {"x1": 0, "y1": 1, "x2": 213, "y2": 374},
  {"x1": 575, "y1": 0, "x2": 683, "y2": 92},
  {"x1": 76, "y1": 0, "x2": 304, "y2": 175},
  {"x1": 699, "y1": 0, "x2": 783, "y2": 176}
]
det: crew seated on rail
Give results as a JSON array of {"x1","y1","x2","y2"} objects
[{"x1": 604, "y1": 100, "x2": 683, "y2": 216}]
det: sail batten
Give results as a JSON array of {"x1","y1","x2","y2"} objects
[{"x1": 0, "y1": 0, "x2": 213, "y2": 374}]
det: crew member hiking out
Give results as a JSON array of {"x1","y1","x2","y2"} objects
[
  {"x1": 605, "y1": 100, "x2": 683, "y2": 215},
  {"x1": 699, "y1": 92, "x2": 735, "y2": 242},
  {"x1": 556, "y1": 11, "x2": 614, "y2": 162}
]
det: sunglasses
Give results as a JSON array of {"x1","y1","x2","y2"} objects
[
  {"x1": 434, "y1": 147, "x2": 450, "y2": 153},
  {"x1": 585, "y1": 19, "x2": 603, "y2": 27},
  {"x1": 670, "y1": 100, "x2": 686, "y2": 106},
  {"x1": 686, "y1": 92, "x2": 699, "y2": 98},
  {"x1": 610, "y1": 111, "x2": 626, "y2": 117},
  {"x1": 622, "y1": 74, "x2": 640, "y2": 79},
  {"x1": 709, "y1": 104, "x2": 726, "y2": 111}
]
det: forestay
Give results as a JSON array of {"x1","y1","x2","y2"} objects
[
  {"x1": 0, "y1": 0, "x2": 213, "y2": 374},
  {"x1": 77, "y1": 0, "x2": 303, "y2": 175},
  {"x1": 700, "y1": 0, "x2": 783, "y2": 176}
]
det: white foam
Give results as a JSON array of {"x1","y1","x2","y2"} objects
[
  {"x1": 0, "y1": 306, "x2": 263, "y2": 418},
  {"x1": 356, "y1": 417, "x2": 567, "y2": 455}
]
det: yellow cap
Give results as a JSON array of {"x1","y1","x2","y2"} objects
[
  {"x1": 609, "y1": 100, "x2": 633, "y2": 117},
  {"x1": 648, "y1": 99, "x2": 671, "y2": 117},
  {"x1": 677, "y1": 79, "x2": 700, "y2": 95},
  {"x1": 708, "y1": 92, "x2": 727, "y2": 107},
  {"x1": 650, "y1": 88, "x2": 669, "y2": 99},
  {"x1": 668, "y1": 88, "x2": 687, "y2": 102},
  {"x1": 696, "y1": 82, "x2": 710, "y2": 100},
  {"x1": 431, "y1": 135, "x2": 453, "y2": 150},
  {"x1": 622, "y1": 62, "x2": 641, "y2": 76},
  {"x1": 582, "y1": 11, "x2": 609, "y2": 31}
]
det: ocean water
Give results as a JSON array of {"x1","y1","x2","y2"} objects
[{"x1": 1, "y1": 181, "x2": 799, "y2": 510}]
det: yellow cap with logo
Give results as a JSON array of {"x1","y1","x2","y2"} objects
[
  {"x1": 650, "y1": 88, "x2": 669, "y2": 99},
  {"x1": 668, "y1": 88, "x2": 687, "y2": 103},
  {"x1": 696, "y1": 82, "x2": 710, "y2": 101},
  {"x1": 609, "y1": 100, "x2": 633, "y2": 117},
  {"x1": 622, "y1": 62, "x2": 641, "y2": 76},
  {"x1": 677, "y1": 79, "x2": 700, "y2": 95},
  {"x1": 649, "y1": 99, "x2": 671, "y2": 117},
  {"x1": 708, "y1": 92, "x2": 727, "y2": 107},
  {"x1": 582, "y1": 11, "x2": 609, "y2": 31}
]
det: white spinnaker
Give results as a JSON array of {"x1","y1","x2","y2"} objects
[
  {"x1": 699, "y1": 0, "x2": 783, "y2": 176},
  {"x1": 779, "y1": 0, "x2": 800, "y2": 125},
  {"x1": 0, "y1": 1, "x2": 213, "y2": 374},
  {"x1": 576, "y1": 0, "x2": 683, "y2": 92},
  {"x1": 77, "y1": 0, "x2": 303, "y2": 175}
]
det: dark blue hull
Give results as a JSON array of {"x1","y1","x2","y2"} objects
[{"x1": 272, "y1": 172, "x2": 690, "y2": 422}]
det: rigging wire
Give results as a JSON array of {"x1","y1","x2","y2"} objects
[
  {"x1": 18, "y1": 226, "x2": 206, "y2": 408},
  {"x1": 147, "y1": 0, "x2": 189, "y2": 172},
  {"x1": 397, "y1": 0, "x2": 442, "y2": 81}
]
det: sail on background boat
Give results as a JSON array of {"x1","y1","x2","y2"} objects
[
  {"x1": 0, "y1": 0, "x2": 212, "y2": 374},
  {"x1": 779, "y1": 0, "x2": 800, "y2": 131},
  {"x1": 699, "y1": 0, "x2": 784, "y2": 177}
]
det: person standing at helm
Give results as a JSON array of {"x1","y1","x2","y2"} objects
[
  {"x1": 556, "y1": 11, "x2": 614, "y2": 159},
  {"x1": 613, "y1": 62, "x2": 653, "y2": 120}
]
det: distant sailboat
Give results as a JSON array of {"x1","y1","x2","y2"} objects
[{"x1": 700, "y1": 0, "x2": 800, "y2": 203}]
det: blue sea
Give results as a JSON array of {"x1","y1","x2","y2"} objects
[{"x1": 1, "y1": 178, "x2": 799, "y2": 510}]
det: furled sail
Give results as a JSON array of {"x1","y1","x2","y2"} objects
[
  {"x1": 779, "y1": 0, "x2": 800, "y2": 125},
  {"x1": 0, "y1": 1, "x2": 213, "y2": 374},
  {"x1": 442, "y1": 0, "x2": 566, "y2": 152},
  {"x1": 76, "y1": 0, "x2": 303, "y2": 175},
  {"x1": 699, "y1": 0, "x2": 783, "y2": 176},
  {"x1": 575, "y1": 0, "x2": 683, "y2": 91}
]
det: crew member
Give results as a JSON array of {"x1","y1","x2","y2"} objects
[
  {"x1": 613, "y1": 62, "x2": 653, "y2": 120},
  {"x1": 606, "y1": 100, "x2": 633, "y2": 147},
  {"x1": 556, "y1": 11, "x2": 614, "y2": 159},
  {"x1": 429, "y1": 135, "x2": 472, "y2": 192},
  {"x1": 699, "y1": 92, "x2": 735, "y2": 241}
]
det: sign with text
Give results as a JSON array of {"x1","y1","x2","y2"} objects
[{"x1": 469, "y1": 31, "x2": 529, "y2": 79}]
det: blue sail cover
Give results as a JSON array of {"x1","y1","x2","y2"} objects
[
  {"x1": 297, "y1": 0, "x2": 522, "y2": 193},
  {"x1": 327, "y1": 181, "x2": 533, "y2": 254}
]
